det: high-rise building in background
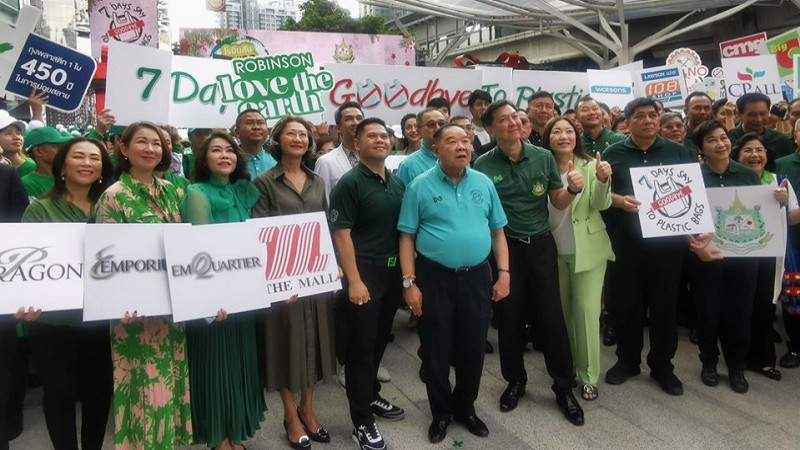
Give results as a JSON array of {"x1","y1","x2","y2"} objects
[
  {"x1": 360, "y1": 2, "x2": 408, "y2": 20},
  {"x1": 0, "y1": 0, "x2": 20, "y2": 24},
  {"x1": 221, "y1": 0, "x2": 298, "y2": 30}
]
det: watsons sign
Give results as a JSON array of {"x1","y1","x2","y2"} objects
[{"x1": 590, "y1": 85, "x2": 632, "y2": 94}]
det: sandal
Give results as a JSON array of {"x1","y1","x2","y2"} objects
[{"x1": 581, "y1": 384, "x2": 598, "y2": 401}]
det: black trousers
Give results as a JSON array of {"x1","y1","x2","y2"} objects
[
  {"x1": 690, "y1": 255, "x2": 758, "y2": 369},
  {"x1": 345, "y1": 261, "x2": 401, "y2": 427},
  {"x1": 417, "y1": 255, "x2": 491, "y2": 421},
  {"x1": 747, "y1": 258, "x2": 778, "y2": 368},
  {"x1": 0, "y1": 319, "x2": 15, "y2": 450},
  {"x1": 499, "y1": 234, "x2": 573, "y2": 389},
  {"x1": 612, "y1": 231, "x2": 685, "y2": 374},
  {"x1": 29, "y1": 322, "x2": 112, "y2": 450},
  {"x1": 783, "y1": 309, "x2": 800, "y2": 352}
]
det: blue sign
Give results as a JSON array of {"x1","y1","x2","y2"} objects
[{"x1": 5, "y1": 33, "x2": 97, "y2": 112}]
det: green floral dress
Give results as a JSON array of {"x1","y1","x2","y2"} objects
[
  {"x1": 180, "y1": 178, "x2": 266, "y2": 447},
  {"x1": 93, "y1": 172, "x2": 192, "y2": 449}
]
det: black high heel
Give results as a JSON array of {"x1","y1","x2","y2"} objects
[
  {"x1": 283, "y1": 420, "x2": 311, "y2": 449},
  {"x1": 297, "y1": 407, "x2": 331, "y2": 443}
]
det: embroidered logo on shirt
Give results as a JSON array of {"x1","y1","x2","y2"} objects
[
  {"x1": 433, "y1": 195, "x2": 443, "y2": 203},
  {"x1": 532, "y1": 181, "x2": 545, "y2": 196},
  {"x1": 330, "y1": 209, "x2": 339, "y2": 222},
  {"x1": 493, "y1": 174, "x2": 503, "y2": 183},
  {"x1": 471, "y1": 189, "x2": 484, "y2": 204}
]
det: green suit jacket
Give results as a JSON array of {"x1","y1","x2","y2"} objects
[{"x1": 562, "y1": 157, "x2": 615, "y2": 272}]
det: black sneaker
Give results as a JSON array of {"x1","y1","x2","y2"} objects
[
  {"x1": 352, "y1": 422, "x2": 386, "y2": 450},
  {"x1": 370, "y1": 396, "x2": 405, "y2": 420}
]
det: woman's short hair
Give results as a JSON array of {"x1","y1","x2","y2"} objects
[
  {"x1": 268, "y1": 116, "x2": 315, "y2": 163},
  {"x1": 47, "y1": 137, "x2": 114, "y2": 204}
]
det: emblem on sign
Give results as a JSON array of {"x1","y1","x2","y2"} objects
[{"x1": 711, "y1": 190, "x2": 772, "y2": 254}]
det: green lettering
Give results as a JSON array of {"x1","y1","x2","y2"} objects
[
  {"x1": 171, "y1": 71, "x2": 198, "y2": 103},
  {"x1": 136, "y1": 67, "x2": 162, "y2": 101}
]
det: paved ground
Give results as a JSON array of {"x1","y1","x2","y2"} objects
[{"x1": 10, "y1": 310, "x2": 800, "y2": 449}]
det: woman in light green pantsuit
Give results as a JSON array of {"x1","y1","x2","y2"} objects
[{"x1": 543, "y1": 116, "x2": 615, "y2": 401}]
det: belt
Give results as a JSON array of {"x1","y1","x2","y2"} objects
[
  {"x1": 418, "y1": 254, "x2": 487, "y2": 273},
  {"x1": 356, "y1": 256, "x2": 398, "y2": 268},
  {"x1": 511, "y1": 231, "x2": 551, "y2": 244}
]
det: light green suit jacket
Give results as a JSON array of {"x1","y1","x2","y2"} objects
[{"x1": 559, "y1": 157, "x2": 615, "y2": 272}]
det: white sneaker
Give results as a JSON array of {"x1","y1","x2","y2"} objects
[
  {"x1": 377, "y1": 364, "x2": 391, "y2": 383},
  {"x1": 338, "y1": 365, "x2": 346, "y2": 388}
]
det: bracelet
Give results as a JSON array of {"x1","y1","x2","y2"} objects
[
  {"x1": 497, "y1": 268, "x2": 509, "y2": 273},
  {"x1": 567, "y1": 186, "x2": 582, "y2": 196}
]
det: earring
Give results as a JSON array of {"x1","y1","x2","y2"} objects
[
  {"x1": 61, "y1": 174, "x2": 65, "y2": 181},
  {"x1": 97, "y1": 176, "x2": 103, "y2": 184}
]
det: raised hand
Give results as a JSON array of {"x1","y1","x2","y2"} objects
[{"x1": 595, "y1": 152, "x2": 612, "y2": 183}]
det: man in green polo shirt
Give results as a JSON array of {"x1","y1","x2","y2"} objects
[
  {"x1": 474, "y1": 100, "x2": 585, "y2": 426},
  {"x1": 398, "y1": 124, "x2": 509, "y2": 444},
  {"x1": 601, "y1": 97, "x2": 698, "y2": 396},
  {"x1": 684, "y1": 92, "x2": 713, "y2": 153},
  {"x1": 330, "y1": 118, "x2": 406, "y2": 450},
  {"x1": 728, "y1": 93, "x2": 794, "y2": 171},
  {"x1": 396, "y1": 108, "x2": 445, "y2": 185},
  {"x1": 576, "y1": 95, "x2": 626, "y2": 156},
  {"x1": 21, "y1": 127, "x2": 70, "y2": 199}
]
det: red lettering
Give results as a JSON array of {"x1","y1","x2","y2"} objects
[
  {"x1": 258, "y1": 223, "x2": 329, "y2": 280},
  {"x1": 329, "y1": 79, "x2": 355, "y2": 107}
]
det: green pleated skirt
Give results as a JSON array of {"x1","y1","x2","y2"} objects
[{"x1": 186, "y1": 313, "x2": 267, "y2": 447}]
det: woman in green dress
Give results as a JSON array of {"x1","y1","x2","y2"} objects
[
  {"x1": 180, "y1": 132, "x2": 265, "y2": 450},
  {"x1": 93, "y1": 121, "x2": 192, "y2": 449},
  {"x1": 252, "y1": 117, "x2": 336, "y2": 450},
  {"x1": 16, "y1": 137, "x2": 114, "y2": 450}
]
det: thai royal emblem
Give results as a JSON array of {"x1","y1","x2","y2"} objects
[
  {"x1": 532, "y1": 181, "x2": 545, "y2": 196},
  {"x1": 711, "y1": 190, "x2": 772, "y2": 254}
]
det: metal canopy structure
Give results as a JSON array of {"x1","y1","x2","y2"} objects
[{"x1": 363, "y1": 0, "x2": 773, "y2": 67}]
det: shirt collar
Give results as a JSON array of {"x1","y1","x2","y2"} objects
[
  {"x1": 120, "y1": 172, "x2": 165, "y2": 195},
  {"x1": 265, "y1": 162, "x2": 313, "y2": 180},
  {"x1": 246, "y1": 149, "x2": 267, "y2": 161},
  {"x1": 356, "y1": 162, "x2": 391, "y2": 179}
]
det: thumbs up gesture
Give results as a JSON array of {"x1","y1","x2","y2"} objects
[
  {"x1": 566, "y1": 159, "x2": 584, "y2": 194},
  {"x1": 774, "y1": 178, "x2": 790, "y2": 206},
  {"x1": 595, "y1": 152, "x2": 612, "y2": 183}
]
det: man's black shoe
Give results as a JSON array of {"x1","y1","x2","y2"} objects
[
  {"x1": 779, "y1": 351, "x2": 800, "y2": 368},
  {"x1": 700, "y1": 362, "x2": 718, "y2": 387},
  {"x1": 554, "y1": 390, "x2": 584, "y2": 426},
  {"x1": 427, "y1": 419, "x2": 450, "y2": 443},
  {"x1": 605, "y1": 361, "x2": 640, "y2": 385},
  {"x1": 499, "y1": 381, "x2": 525, "y2": 412},
  {"x1": 602, "y1": 324, "x2": 617, "y2": 346},
  {"x1": 729, "y1": 369, "x2": 749, "y2": 394},
  {"x1": 650, "y1": 371, "x2": 684, "y2": 396},
  {"x1": 418, "y1": 366, "x2": 428, "y2": 384},
  {"x1": 454, "y1": 414, "x2": 489, "y2": 437}
]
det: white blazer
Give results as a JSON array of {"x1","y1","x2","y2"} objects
[{"x1": 314, "y1": 144, "x2": 355, "y2": 201}]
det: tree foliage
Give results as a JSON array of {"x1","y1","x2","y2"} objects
[{"x1": 280, "y1": 0, "x2": 401, "y2": 35}]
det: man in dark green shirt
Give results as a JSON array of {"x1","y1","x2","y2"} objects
[
  {"x1": 602, "y1": 98, "x2": 698, "y2": 397},
  {"x1": 475, "y1": 100, "x2": 585, "y2": 426},
  {"x1": 576, "y1": 96, "x2": 626, "y2": 156},
  {"x1": 728, "y1": 93, "x2": 794, "y2": 171},
  {"x1": 330, "y1": 118, "x2": 406, "y2": 450},
  {"x1": 683, "y1": 92, "x2": 713, "y2": 154}
]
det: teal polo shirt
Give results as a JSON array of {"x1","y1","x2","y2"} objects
[
  {"x1": 580, "y1": 127, "x2": 626, "y2": 156},
  {"x1": 602, "y1": 135, "x2": 698, "y2": 235},
  {"x1": 396, "y1": 143, "x2": 437, "y2": 185},
  {"x1": 330, "y1": 162, "x2": 405, "y2": 259},
  {"x1": 474, "y1": 142, "x2": 562, "y2": 238},
  {"x1": 728, "y1": 125, "x2": 794, "y2": 171},
  {"x1": 398, "y1": 164, "x2": 507, "y2": 268},
  {"x1": 246, "y1": 149, "x2": 278, "y2": 180},
  {"x1": 700, "y1": 160, "x2": 760, "y2": 188}
]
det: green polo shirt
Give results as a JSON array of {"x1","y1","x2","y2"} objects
[
  {"x1": 398, "y1": 164, "x2": 507, "y2": 268},
  {"x1": 580, "y1": 127, "x2": 626, "y2": 156},
  {"x1": 474, "y1": 142, "x2": 563, "y2": 238},
  {"x1": 700, "y1": 160, "x2": 760, "y2": 188},
  {"x1": 21, "y1": 172, "x2": 54, "y2": 198},
  {"x1": 728, "y1": 125, "x2": 794, "y2": 171},
  {"x1": 330, "y1": 162, "x2": 405, "y2": 260},
  {"x1": 396, "y1": 143, "x2": 437, "y2": 185},
  {"x1": 776, "y1": 152, "x2": 800, "y2": 196},
  {"x1": 15, "y1": 157, "x2": 36, "y2": 178},
  {"x1": 602, "y1": 135, "x2": 698, "y2": 234}
]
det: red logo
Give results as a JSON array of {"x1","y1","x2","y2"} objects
[{"x1": 258, "y1": 222, "x2": 330, "y2": 280}]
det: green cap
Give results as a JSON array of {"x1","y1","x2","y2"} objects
[{"x1": 25, "y1": 126, "x2": 72, "y2": 153}]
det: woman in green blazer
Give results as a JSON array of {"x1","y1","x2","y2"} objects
[{"x1": 543, "y1": 116, "x2": 615, "y2": 401}]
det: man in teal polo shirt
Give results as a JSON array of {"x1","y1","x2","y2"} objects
[
  {"x1": 330, "y1": 118, "x2": 406, "y2": 450},
  {"x1": 576, "y1": 95, "x2": 626, "y2": 156},
  {"x1": 602, "y1": 97, "x2": 698, "y2": 396},
  {"x1": 398, "y1": 124, "x2": 509, "y2": 444},
  {"x1": 474, "y1": 100, "x2": 585, "y2": 426},
  {"x1": 396, "y1": 108, "x2": 445, "y2": 185},
  {"x1": 233, "y1": 109, "x2": 277, "y2": 179},
  {"x1": 728, "y1": 93, "x2": 794, "y2": 171}
]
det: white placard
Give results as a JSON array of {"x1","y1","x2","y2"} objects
[
  {"x1": 106, "y1": 40, "x2": 172, "y2": 125},
  {"x1": 83, "y1": 223, "x2": 184, "y2": 321},
  {"x1": 511, "y1": 70, "x2": 588, "y2": 111},
  {"x1": 0, "y1": 223, "x2": 85, "y2": 314},
  {"x1": 721, "y1": 55, "x2": 783, "y2": 105},
  {"x1": 247, "y1": 211, "x2": 341, "y2": 300},
  {"x1": 168, "y1": 54, "x2": 239, "y2": 129},
  {"x1": 164, "y1": 222, "x2": 271, "y2": 322},
  {"x1": 322, "y1": 63, "x2": 481, "y2": 124},
  {"x1": 476, "y1": 66, "x2": 514, "y2": 102},
  {"x1": 635, "y1": 65, "x2": 689, "y2": 109},
  {"x1": 707, "y1": 185, "x2": 786, "y2": 257},
  {"x1": 629, "y1": 163, "x2": 715, "y2": 238},
  {"x1": 587, "y1": 69, "x2": 634, "y2": 108},
  {"x1": 613, "y1": 60, "x2": 645, "y2": 97}
]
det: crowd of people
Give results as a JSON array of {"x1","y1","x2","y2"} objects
[{"x1": 1, "y1": 85, "x2": 800, "y2": 450}]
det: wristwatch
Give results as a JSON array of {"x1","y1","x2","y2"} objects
[{"x1": 402, "y1": 276, "x2": 416, "y2": 289}]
